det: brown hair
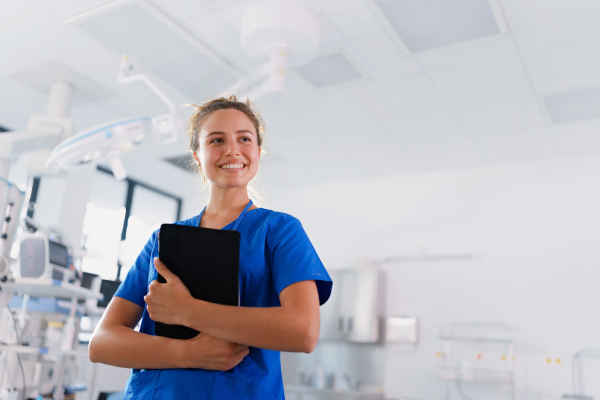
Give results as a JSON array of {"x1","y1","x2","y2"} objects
[{"x1": 184, "y1": 95, "x2": 264, "y2": 153}]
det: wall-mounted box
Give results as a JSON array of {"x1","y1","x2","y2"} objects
[
  {"x1": 383, "y1": 316, "x2": 418, "y2": 345},
  {"x1": 320, "y1": 268, "x2": 384, "y2": 343}
]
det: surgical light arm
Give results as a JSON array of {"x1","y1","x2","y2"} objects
[
  {"x1": 117, "y1": 54, "x2": 182, "y2": 144},
  {"x1": 222, "y1": 46, "x2": 289, "y2": 101}
]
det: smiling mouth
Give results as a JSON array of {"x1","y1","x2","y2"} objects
[{"x1": 220, "y1": 163, "x2": 246, "y2": 170}]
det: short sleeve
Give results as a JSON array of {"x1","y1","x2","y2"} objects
[
  {"x1": 114, "y1": 231, "x2": 156, "y2": 307},
  {"x1": 268, "y1": 216, "x2": 332, "y2": 305}
]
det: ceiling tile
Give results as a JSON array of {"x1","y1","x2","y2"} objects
[
  {"x1": 416, "y1": 35, "x2": 517, "y2": 72},
  {"x1": 325, "y1": 120, "x2": 421, "y2": 176},
  {"x1": 318, "y1": 13, "x2": 346, "y2": 46},
  {"x1": 34, "y1": 0, "x2": 120, "y2": 19},
  {"x1": 285, "y1": 92, "x2": 374, "y2": 130},
  {"x1": 8, "y1": 62, "x2": 117, "y2": 107},
  {"x1": 501, "y1": 0, "x2": 600, "y2": 53},
  {"x1": 62, "y1": 46, "x2": 122, "y2": 89},
  {"x1": 0, "y1": 39, "x2": 40, "y2": 75},
  {"x1": 149, "y1": 0, "x2": 211, "y2": 22},
  {"x1": 212, "y1": 1, "x2": 255, "y2": 33},
  {"x1": 474, "y1": 126, "x2": 556, "y2": 162},
  {"x1": 454, "y1": 95, "x2": 547, "y2": 137},
  {"x1": 4, "y1": 25, "x2": 101, "y2": 64},
  {"x1": 372, "y1": 0, "x2": 501, "y2": 53},
  {"x1": 0, "y1": 78, "x2": 48, "y2": 129},
  {"x1": 544, "y1": 86, "x2": 600, "y2": 124},
  {"x1": 351, "y1": 32, "x2": 421, "y2": 80},
  {"x1": 352, "y1": 74, "x2": 448, "y2": 120},
  {"x1": 260, "y1": 155, "x2": 370, "y2": 190},
  {"x1": 74, "y1": 3, "x2": 238, "y2": 99},
  {"x1": 295, "y1": 52, "x2": 364, "y2": 88},
  {"x1": 521, "y1": 38, "x2": 600, "y2": 93},
  {"x1": 383, "y1": 110, "x2": 470, "y2": 146},
  {"x1": 318, "y1": 0, "x2": 381, "y2": 38},
  {"x1": 407, "y1": 137, "x2": 487, "y2": 170},
  {"x1": 427, "y1": 55, "x2": 533, "y2": 107},
  {"x1": 551, "y1": 118, "x2": 600, "y2": 156},
  {"x1": 100, "y1": 86, "x2": 170, "y2": 117},
  {"x1": 259, "y1": 104, "x2": 371, "y2": 186},
  {"x1": 0, "y1": 0, "x2": 62, "y2": 38},
  {"x1": 183, "y1": 13, "x2": 254, "y2": 65}
]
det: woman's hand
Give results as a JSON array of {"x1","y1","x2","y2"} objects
[
  {"x1": 144, "y1": 258, "x2": 194, "y2": 326},
  {"x1": 179, "y1": 333, "x2": 250, "y2": 370}
]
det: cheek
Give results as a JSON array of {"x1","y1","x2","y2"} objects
[{"x1": 198, "y1": 148, "x2": 217, "y2": 164}]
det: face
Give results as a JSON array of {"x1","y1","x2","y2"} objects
[{"x1": 193, "y1": 109, "x2": 261, "y2": 190}]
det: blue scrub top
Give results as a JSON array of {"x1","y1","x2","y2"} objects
[{"x1": 114, "y1": 207, "x2": 332, "y2": 400}]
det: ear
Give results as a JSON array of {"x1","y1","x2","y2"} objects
[
  {"x1": 258, "y1": 147, "x2": 261, "y2": 158},
  {"x1": 192, "y1": 152, "x2": 201, "y2": 167}
]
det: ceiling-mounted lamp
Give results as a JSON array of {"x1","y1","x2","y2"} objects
[
  {"x1": 222, "y1": 1, "x2": 321, "y2": 100},
  {"x1": 45, "y1": 55, "x2": 183, "y2": 180}
]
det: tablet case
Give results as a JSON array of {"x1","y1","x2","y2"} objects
[{"x1": 155, "y1": 223, "x2": 240, "y2": 340}]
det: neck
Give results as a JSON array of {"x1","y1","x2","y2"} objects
[{"x1": 205, "y1": 185, "x2": 250, "y2": 216}]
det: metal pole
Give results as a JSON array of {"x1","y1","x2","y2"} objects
[{"x1": 46, "y1": 81, "x2": 74, "y2": 119}]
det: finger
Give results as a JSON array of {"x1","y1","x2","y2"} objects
[
  {"x1": 148, "y1": 280, "x2": 159, "y2": 291},
  {"x1": 154, "y1": 258, "x2": 178, "y2": 282},
  {"x1": 238, "y1": 348, "x2": 250, "y2": 358},
  {"x1": 233, "y1": 344, "x2": 249, "y2": 354}
]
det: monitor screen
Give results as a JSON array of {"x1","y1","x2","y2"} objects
[
  {"x1": 98, "y1": 280, "x2": 121, "y2": 308},
  {"x1": 48, "y1": 240, "x2": 69, "y2": 268}
]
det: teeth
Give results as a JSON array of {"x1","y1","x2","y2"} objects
[{"x1": 221, "y1": 164, "x2": 244, "y2": 169}]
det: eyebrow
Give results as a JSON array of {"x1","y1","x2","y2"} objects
[{"x1": 206, "y1": 130, "x2": 256, "y2": 138}]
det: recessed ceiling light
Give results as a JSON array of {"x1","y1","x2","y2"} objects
[
  {"x1": 544, "y1": 87, "x2": 600, "y2": 124},
  {"x1": 370, "y1": 0, "x2": 507, "y2": 53},
  {"x1": 294, "y1": 52, "x2": 365, "y2": 88},
  {"x1": 67, "y1": 1, "x2": 241, "y2": 99}
]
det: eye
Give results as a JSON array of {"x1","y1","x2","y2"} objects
[
  {"x1": 210, "y1": 138, "x2": 223, "y2": 143},
  {"x1": 240, "y1": 137, "x2": 251, "y2": 142}
]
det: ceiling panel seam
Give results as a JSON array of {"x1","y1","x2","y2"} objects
[
  {"x1": 497, "y1": 0, "x2": 558, "y2": 156},
  {"x1": 346, "y1": 91, "x2": 422, "y2": 161},
  {"x1": 63, "y1": 0, "x2": 244, "y2": 79},
  {"x1": 416, "y1": 58, "x2": 491, "y2": 162},
  {"x1": 357, "y1": 4, "x2": 490, "y2": 160}
]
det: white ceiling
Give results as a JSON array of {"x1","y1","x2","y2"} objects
[{"x1": 1, "y1": 0, "x2": 600, "y2": 198}]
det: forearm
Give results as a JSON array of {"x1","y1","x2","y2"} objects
[
  {"x1": 89, "y1": 325, "x2": 184, "y2": 369},
  {"x1": 180, "y1": 300, "x2": 319, "y2": 353}
]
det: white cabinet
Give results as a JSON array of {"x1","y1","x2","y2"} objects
[{"x1": 320, "y1": 269, "x2": 383, "y2": 343}]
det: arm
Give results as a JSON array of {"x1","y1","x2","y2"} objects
[
  {"x1": 145, "y1": 259, "x2": 321, "y2": 353},
  {"x1": 88, "y1": 296, "x2": 249, "y2": 370}
]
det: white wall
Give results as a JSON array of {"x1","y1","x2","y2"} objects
[{"x1": 258, "y1": 153, "x2": 600, "y2": 400}]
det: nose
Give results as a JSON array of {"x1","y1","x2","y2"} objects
[{"x1": 225, "y1": 140, "x2": 241, "y2": 156}]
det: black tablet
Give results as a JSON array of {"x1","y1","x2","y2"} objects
[{"x1": 155, "y1": 223, "x2": 240, "y2": 340}]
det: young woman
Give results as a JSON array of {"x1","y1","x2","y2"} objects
[{"x1": 88, "y1": 96, "x2": 332, "y2": 400}]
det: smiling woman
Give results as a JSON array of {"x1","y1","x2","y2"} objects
[
  {"x1": 88, "y1": 96, "x2": 333, "y2": 400},
  {"x1": 186, "y1": 96, "x2": 264, "y2": 184}
]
